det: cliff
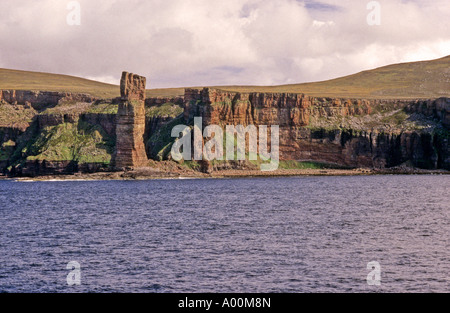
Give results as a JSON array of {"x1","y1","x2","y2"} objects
[
  {"x1": 1, "y1": 81, "x2": 449, "y2": 177},
  {"x1": 0, "y1": 89, "x2": 96, "y2": 110},
  {"x1": 113, "y1": 72, "x2": 149, "y2": 169},
  {"x1": 0, "y1": 87, "x2": 184, "y2": 176},
  {"x1": 181, "y1": 88, "x2": 450, "y2": 170},
  {"x1": 183, "y1": 88, "x2": 440, "y2": 127}
]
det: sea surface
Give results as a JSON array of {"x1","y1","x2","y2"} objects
[{"x1": 0, "y1": 175, "x2": 448, "y2": 293}]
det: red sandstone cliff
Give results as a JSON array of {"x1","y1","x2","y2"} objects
[
  {"x1": 113, "y1": 72, "x2": 149, "y2": 169},
  {"x1": 0, "y1": 89, "x2": 96, "y2": 110},
  {"x1": 1, "y1": 84, "x2": 449, "y2": 176},
  {"x1": 182, "y1": 88, "x2": 450, "y2": 170}
]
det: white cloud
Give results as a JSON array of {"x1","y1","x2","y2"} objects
[
  {"x1": 312, "y1": 20, "x2": 335, "y2": 27},
  {"x1": 85, "y1": 75, "x2": 117, "y2": 85},
  {"x1": 400, "y1": 40, "x2": 450, "y2": 63},
  {"x1": 0, "y1": 0, "x2": 448, "y2": 88}
]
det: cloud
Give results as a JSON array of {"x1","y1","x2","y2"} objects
[{"x1": 0, "y1": 0, "x2": 449, "y2": 88}]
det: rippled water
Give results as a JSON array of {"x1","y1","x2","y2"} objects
[{"x1": 0, "y1": 175, "x2": 448, "y2": 293}]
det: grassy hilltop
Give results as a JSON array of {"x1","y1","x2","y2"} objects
[
  {"x1": 0, "y1": 68, "x2": 184, "y2": 98},
  {"x1": 1, "y1": 55, "x2": 449, "y2": 99},
  {"x1": 220, "y1": 55, "x2": 450, "y2": 99}
]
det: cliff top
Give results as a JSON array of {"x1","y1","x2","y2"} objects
[{"x1": 0, "y1": 55, "x2": 449, "y2": 99}]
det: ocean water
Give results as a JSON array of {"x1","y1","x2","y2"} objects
[{"x1": 0, "y1": 175, "x2": 448, "y2": 293}]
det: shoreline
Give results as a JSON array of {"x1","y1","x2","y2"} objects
[{"x1": 2, "y1": 167, "x2": 449, "y2": 182}]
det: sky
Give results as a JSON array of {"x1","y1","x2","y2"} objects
[{"x1": 0, "y1": 0, "x2": 449, "y2": 88}]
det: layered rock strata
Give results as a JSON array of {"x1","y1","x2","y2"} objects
[
  {"x1": 183, "y1": 88, "x2": 450, "y2": 170},
  {"x1": 1, "y1": 83, "x2": 449, "y2": 176},
  {"x1": 0, "y1": 90, "x2": 96, "y2": 110},
  {"x1": 113, "y1": 72, "x2": 148, "y2": 169}
]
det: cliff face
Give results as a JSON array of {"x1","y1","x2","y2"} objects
[
  {"x1": 280, "y1": 129, "x2": 447, "y2": 169},
  {"x1": 0, "y1": 91, "x2": 116, "y2": 176},
  {"x1": 406, "y1": 98, "x2": 450, "y2": 129},
  {"x1": 0, "y1": 86, "x2": 181, "y2": 176},
  {"x1": 145, "y1": 96, "x2": 184, "y2": 107},
  {"x1": 184, "y1": 88, "x2": 313, "y2": 126},
  {"x1": 113, "y1": 72, "x2": 148, "y2": 169},
  {"x1": 0, "y1": 90, "x2": 96, "y2": 110},
  {"x1": 184, "y1": 88, "x2": 419, "y2": 127},
  {"x1": 1, "y1": 84, "x2": 448, "y2": 176},
  {"x1": 183, "y1": 88, "x2": 450, "y2": 170}
]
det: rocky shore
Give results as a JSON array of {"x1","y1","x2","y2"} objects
[{"x1": 3, "y1": 166, "x2": 448, "y2": 182}]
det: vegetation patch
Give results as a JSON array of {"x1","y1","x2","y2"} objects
[
  {"x1": 0, "y1": 103, "x2": 36, "y2": 127},
  {"x1": 40, "y1": 101, "x2": 91, "y2": 115},
  {"x1": 23, "y1": 122, "x2": 114, "y2": 164},
  {"x1": 146, "y1": 102, "x2": 183, "y2": 118},
  {"x1": 308, "y1": 108, "x2": 438, "y2": 133},
  {"x1": 147, "y1": 116, "x2": 185, "y2": 160},
  {"x1": 86, "y1": 102, "x2": 118, "y2": 114},
  {"x1": 180, "y1": 160, "x2": 201, "y2": 171},
  {"x1": 278, "y1": 160, "x2": 350, "y2": 170},
  {"x1": 0, "y1": 140, "x2": 16, "y2": 161},
  {"x1": 381, "y1": 110, "x2": 408, "y2": 125}
]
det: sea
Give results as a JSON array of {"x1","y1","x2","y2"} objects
[{"x1": 0, "y1": 175, "x2": 448, "y2": 293}]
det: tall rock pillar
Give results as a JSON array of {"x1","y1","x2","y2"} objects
[{"x1": 114, "y1": 72, "x2": 148, "y2": 169}]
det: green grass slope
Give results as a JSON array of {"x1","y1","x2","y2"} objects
[
  {"x1": 1, "y1": 55, "x2": 449, "y2": 99},
  {"x1": 219, "y1": 55, "x2": 450, "y2": 99},
  {"x1": 0, "y1": 68, "x2": 184, "y2": 98},
  {"x1": 0, "y1": 68, "x2": 120, "y2": 98}
]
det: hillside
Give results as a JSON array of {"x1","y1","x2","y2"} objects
[
  {"x1": 1, "y1": 60, "x2": 449, "y2": 177},
  {"x1": 1, "y1": 55, "x2": 449, "y2": 99},
  {"x1": 220, "y1": 55, "x2": 450, "y2": 99},
  {"x1": 0, "y1": 68, "x2": 184, "y2": 98}
]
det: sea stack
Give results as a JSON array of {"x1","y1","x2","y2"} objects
[{"x1": 114, "y1": 72, "x2": 148, "y2": 169}]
